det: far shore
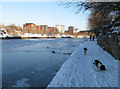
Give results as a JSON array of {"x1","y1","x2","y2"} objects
[{"x1": 0, "y1": 35, "x2": 90, "y2": 39}]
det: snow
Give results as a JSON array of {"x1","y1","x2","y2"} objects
[
  {"x1": 115, "y1": 20, "x2": 120, "y2": 24},
  {"x1": 76, "y1": 35, "x2": 90, "y2": 38},
  {"x1": 0, "y1": 28, "x2": 17, "y2": 37},
  {"x1": 12, "y1": 78, "x2": 30, "y2": 87},
  {"x1": 21, "y1": 34, "x2": 89, "y2": 38},
  {"x1": 103, "y1": 25, "x2": 108, "y2": 28},
  {"x1": 21, "y1": 33, "x2": 51, "y2": 37},
  {"x1": 99, "y1": 33, "x2": 102, "y2": 35},
  {"x1": 0, "y1": 29, "x2": 89, "y2": 38},
  {"x1": 0, "y1": 28, "x2": 6, "y2": 31},
  {"x1": 110, "y1": 25, "x2": 120, "y2": 34},
  {"x1": 0, "y1": 28, "x2": 8, "y2": 37},
  {"x1": 48, "y1": 40, "x2": 118, "y2": 87},
  {"x1": 0, "y1": 34, "x2": 7, "y2": 38},
  {"x1": 109, "y1": 35, "x2": 111, "y2": 38},
  {"x1": 56, "y1": 35, "x2": 71, "y2": 38},
  {"x1": 118, "y1": 36, "x2": 120, "y2": 41}
]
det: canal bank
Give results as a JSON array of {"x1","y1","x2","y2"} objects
[
  {"x1": 0, "y1": 35, "x2": 90, "y2": 39},
  {"x1": 0, "y1": 36, "x2": 89, "y2": 39},
  {"x1": 48, "y1": 40, "x2": 118, "y2": 87}
]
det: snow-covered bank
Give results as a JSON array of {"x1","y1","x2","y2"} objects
[
  {"x1": 48, "y1": 40, "x2": 118, "y2": 87},
  {"x1": 0, "y1": 28, "x2": 89, "y2": 39}
]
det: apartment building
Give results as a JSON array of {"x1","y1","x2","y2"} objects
[
  {"x1": 56, "y1": 25, "x2": 65, "y2": 33},
  {"x1": 23, "y1": 23, "x2": 58, "y2": 34},
  {"x1": 68, "y1": 26, "x2": 75, "y2": 35},
  {"x1": 37, "y1": 25, "x2": 48, "y2": 32},
  {"x1": 23, "y1": 23, "x2": 36, "y2": 30}
]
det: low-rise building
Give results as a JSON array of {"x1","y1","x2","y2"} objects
[
  {"x1": 23, "y1": 23, "x2": 36, "y2": 31},
  {"x1": 47, "y1": 27, "x2": 58, "y2": 34},
  {"x1": 56, "y1": 25, "x2": 65, "y2": 33},
  {"x1": 37, "y1": 25, "x2": 48, "y2": 32},
  {"x1": 23, "y1": 23, "x2": 58, "y2": 34}
]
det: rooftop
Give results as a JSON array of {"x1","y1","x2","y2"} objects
[{"x1": 25, "y1": 23, "x2": 35, "y2": 25}]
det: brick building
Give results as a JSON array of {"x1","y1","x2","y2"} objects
[
  {"x1": 37, "y1": 25, "x2": 48, "y2": 33},
  {"x1": 23, "y1": 23, "x2": 58, "y2": 34},
  {"x1": 23, "y1": 23, "x2": 36, "y2": 31},
  {"x1": 47, "y1": 27, "x2": 56, "y2": 31},
  {"x1": 47, "y1": 27, "x2": 58, "y2": 34}
]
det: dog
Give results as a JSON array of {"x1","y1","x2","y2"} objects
[
  {"x1": 84, "y1": 47, "x2": 87, "y2": 55},
  {"x1": 93, "y1": 60, "x2": 106, "y2": 71}
]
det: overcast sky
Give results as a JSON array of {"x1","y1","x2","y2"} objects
[{"x1": 0, "y1": 2, "x2": 90, "y2": 30}]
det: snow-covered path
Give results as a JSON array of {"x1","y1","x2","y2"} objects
[{"x1": 48, "y1": 40, "x2": 118, "y2": 87}]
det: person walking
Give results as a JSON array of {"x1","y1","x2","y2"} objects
[
  {"x1": 93, "y1": 35, "x2": 95, "y2": 41},
  {"x1": 90, "y1": 35, "x2": 92, "y2": 41}
]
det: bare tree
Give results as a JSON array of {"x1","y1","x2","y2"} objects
[
  {"x1": 62, "y1": 1, "x2": 120, "y2": 15},
  {"x1": 61, "y1": 1, "x2": 120, "y2": 35}
]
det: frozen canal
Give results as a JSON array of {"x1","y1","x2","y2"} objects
[{"x1": 2, "y1": 38, "x2": 87, "y2": 88}]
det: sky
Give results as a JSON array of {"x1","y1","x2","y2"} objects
[{"x1": 0, "y1": 2, "x2": 90, "y2": 30}]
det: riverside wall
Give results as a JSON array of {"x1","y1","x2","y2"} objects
[{"x1": 97, "y1": 33, "x2": 120, "y2": 60}]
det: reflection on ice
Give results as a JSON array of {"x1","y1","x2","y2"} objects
[{"x1": 12, "y1": 78, "x2": 30, "y2": 87}]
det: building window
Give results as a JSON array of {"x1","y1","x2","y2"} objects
[
  {"x1": 43, "y1": 27, "x2": 46, "y2": 29},
  {"x1": 41, "y1": 26, "x2": 42, "y2": 29},
  {"x1": 31, "y1": 24, "x2": 34, "y2": 27}
]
